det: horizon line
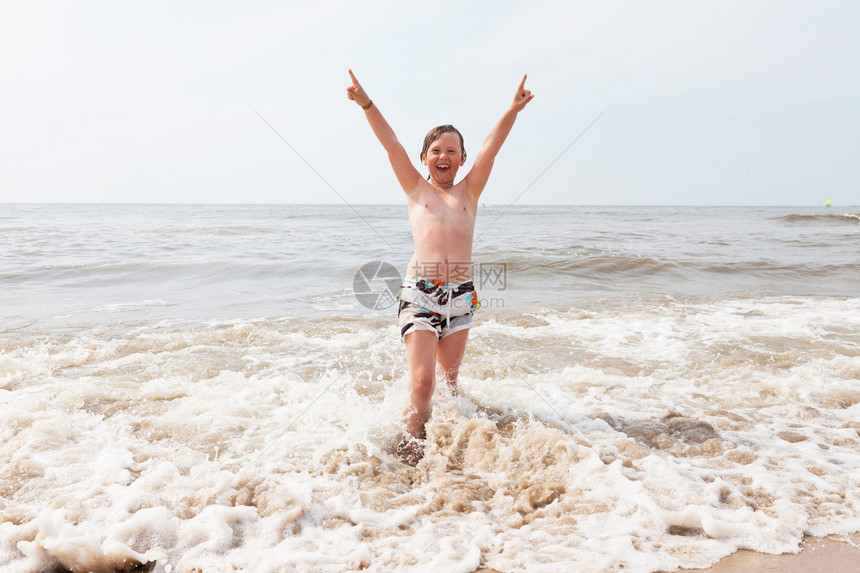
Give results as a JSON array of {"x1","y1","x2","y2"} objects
[{"x1": 2, "y1": 202, "x2": 856, "y2": 208}]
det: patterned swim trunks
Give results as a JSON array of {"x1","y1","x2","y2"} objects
[{"x1": 397, "y1": 275, "x2": 479, "y2": 341}]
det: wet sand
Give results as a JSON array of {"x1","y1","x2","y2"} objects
[
  {"x1": 473, "y1": 534, "x2": 860, "y2": 573},
  {"x1": 677, "y1": 534, "x2": 860, "y2": 573}
]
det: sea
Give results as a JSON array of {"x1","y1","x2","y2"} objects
[{"x1": 1, "y1": 203, "x2": 859, "y2": 572}]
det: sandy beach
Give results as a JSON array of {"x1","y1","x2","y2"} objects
[
  {"x1": 679, "y1": 534, "x2": 860, "y2": 573},
  {"x1": 472, "y1": 534, "x2": 860, "y2": 573}
]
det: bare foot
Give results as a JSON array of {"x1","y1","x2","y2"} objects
[{"x1": 396, "y1": 435, "x2": 424, "y2": 466}]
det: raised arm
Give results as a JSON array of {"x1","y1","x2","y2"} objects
[
  {"x1": 464, "y1": 75, "x2": 534, "y2": 200},
  {"x1": 347, "y1": 70, "x2": 422, "y2": 194}
]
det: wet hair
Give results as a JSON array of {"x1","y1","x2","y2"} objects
[{"x1": 420, "y1": 125, "x2": 465, "y2": 161}]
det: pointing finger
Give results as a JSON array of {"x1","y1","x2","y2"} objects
[{"x1": 518, "y1": 74, "x2": 527, "y2": 92}]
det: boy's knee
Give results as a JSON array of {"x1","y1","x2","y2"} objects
[{"x1": 410, "y1": 370, "x2": 435, "y2": 398}]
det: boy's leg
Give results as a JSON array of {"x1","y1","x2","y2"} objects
[
  {"x1": 403, "y1": 330, "x2": 438, "y2": 439},
  {"x1": 436, "y1": 329, "x2": 469, "y2": 393}
]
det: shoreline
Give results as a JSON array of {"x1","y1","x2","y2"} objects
[
  {"x1": 472, "y1": 534, "x2": 860, "y2": 573},
  {"x1": 676, "y1": 534, "x2": 860, "y2": 573}
]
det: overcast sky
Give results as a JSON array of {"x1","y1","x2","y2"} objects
[{"x1": 2, "y1": 1, "x2": 858, "y2": 205}]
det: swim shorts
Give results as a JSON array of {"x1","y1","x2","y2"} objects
[{"x1": 397, "y1": 275, "x2": 479, "y2": 341}]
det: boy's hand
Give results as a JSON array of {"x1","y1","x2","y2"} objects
[
  {"x1": 347, "y1": 69, "x2": 372, "y2": 108},
  {"x1": 512, "y1": 75, "x2": 534, "y2": 112}
]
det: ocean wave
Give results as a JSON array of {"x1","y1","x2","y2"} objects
[
  {"x1": 1, "y1": 295, "x2": 858, "y2": 571},
  {"x1": 494, "y1": 252, "x2": 860, "y2": 281},
  {"x1": 2, "y1": 259, "x2": 335, "y2": 287},
  {"x1": 776, "y1": 213, "x2": 860, "y2": 225}
]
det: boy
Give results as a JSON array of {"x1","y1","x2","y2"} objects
[{"x1": 347, "y1": 69, "x2": 533, "y2": 462}]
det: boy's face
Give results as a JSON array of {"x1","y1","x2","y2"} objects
[{"x1": 422, "y1": 132, "x2": 465, "y2": 188}]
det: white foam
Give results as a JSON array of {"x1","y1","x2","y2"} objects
[{"x1": 1, "y1": 296, "x2": 859, "y2": 571}]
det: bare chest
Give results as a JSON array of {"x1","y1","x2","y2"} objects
[{"x1": 408, "y1": 186, "x2": 475, "y2": 229}]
